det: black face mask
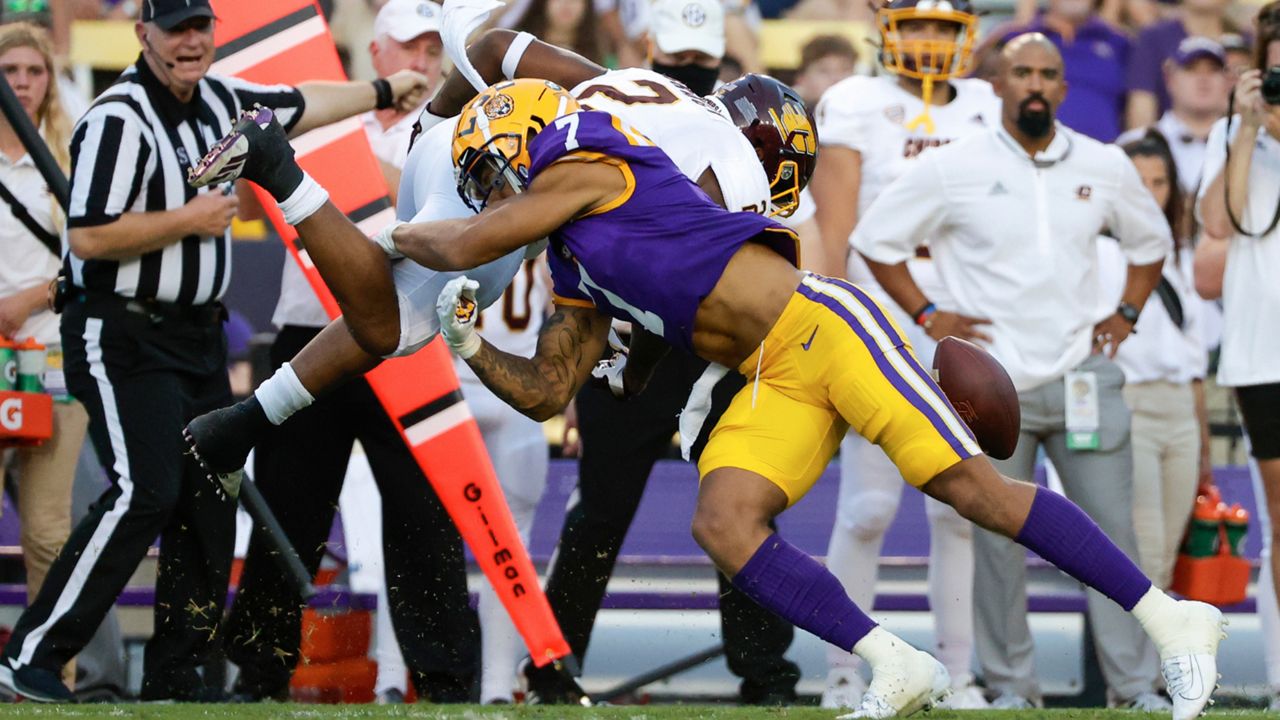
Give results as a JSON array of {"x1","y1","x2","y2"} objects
[
  {"x1": 652, "y1": 62, "x2": 720, "y2": 96},
  {"x1": 1015, "y1": 94, "x2": 1053, "y2": 138}
]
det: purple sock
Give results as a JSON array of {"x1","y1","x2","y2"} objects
[
  {"x1": 1015, "y1": 486, "x2": 1152, "y2": 610},
  {"x1": 731, "y1": 534, "x2": 876, "y2": 652}
]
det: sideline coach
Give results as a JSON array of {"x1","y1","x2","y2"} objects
[{"x1": 0, "y1": 0, "x2": 429, "y2": 703}]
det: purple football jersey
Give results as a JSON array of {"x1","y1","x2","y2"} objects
[{"x1": 529, "y1": 111, "x2": 797, "y2": 351}]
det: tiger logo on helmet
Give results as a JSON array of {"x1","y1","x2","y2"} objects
[
  {"x1": 452, "y1": 79, "x2": 581, "y2": 212},
  {"x1": 878, "y1": 0, "x2": 978, "y2": 81},
  {"x1": 713, "y1": 74, "x2": 817, "y2": 219}
]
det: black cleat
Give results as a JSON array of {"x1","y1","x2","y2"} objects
[
  {"x1": 521, "y1": 656, "x2": 591, "y2": 706},
  {"x1": 184, "y1": 396, "x2": 272, "y2": 500},
  {"x1": 187, "y1": 106, "x2": 304, "y2": 200},
  {"x1": 0, "y1": 659, "x2": 75, "y2": 703}
]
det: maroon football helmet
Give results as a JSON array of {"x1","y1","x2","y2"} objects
[{"x1": 713, "y1": 74, "x2": 818, "y2": 218}]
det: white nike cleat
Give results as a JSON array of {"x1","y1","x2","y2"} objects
[
  {"x1": 836, "y1": 648, "x2": 949, "y2": 719},
  {"x1": 1148, "y1": 600, "x2": 1227, "y2": 720}
]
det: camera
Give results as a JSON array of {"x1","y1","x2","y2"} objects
[{"x1": 1263, "y1": 66, "x2": 1280, "y2": 104}]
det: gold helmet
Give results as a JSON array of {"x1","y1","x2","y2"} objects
[
  {"x1": 452, "y1": 79, "x2": 581, "y2": 212},
  {"x1": 878, "y1": 0, "x2": 977, "y2": 81}
]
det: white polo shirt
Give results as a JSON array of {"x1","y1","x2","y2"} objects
[
  {"x1": 272, "y1": 106, "x2": 424, "y2": 329},
  {"x1": 1195, "y1": 116, "x2": 1280, "y2": 387},
  {"x1": 853, "y1": 122, "x2": 1172, "y2": 392},
  {"x1": 0, "y1": 152, "x2": 62, "y2": 346}
]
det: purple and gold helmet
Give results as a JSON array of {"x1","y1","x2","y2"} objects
[
  {"x1": 878, "y1": 0, "x2": 978, "y2": 80},
  {"x1": 713, "y1": 74, "x2": 817, "y2": 218}
]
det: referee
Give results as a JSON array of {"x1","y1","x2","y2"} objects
[{"x1": 0, "y1": 0, "x2": 429, "y2": 703}]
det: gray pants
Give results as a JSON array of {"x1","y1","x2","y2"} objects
[{"x1": 974, "y1": 354, "x2": 1158, "y2": 703}]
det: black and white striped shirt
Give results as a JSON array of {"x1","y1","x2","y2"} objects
[{"x1": 66, "y1": 55, "x2": 304, "y2": 305}]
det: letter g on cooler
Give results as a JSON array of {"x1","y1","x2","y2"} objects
[{"x1": 0, "y1": 397, "x2": 22, "y2": 432}]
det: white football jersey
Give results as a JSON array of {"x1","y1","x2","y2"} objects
[
  {"x1": 455, "y1": 258, "x2": 550, "y2": 382},
  {"x1": 817, "y1": 75, "x2": 999, "y2": 290},
  {"x1": 571, "y1": 68, "x2": 771, "y2": 214}
]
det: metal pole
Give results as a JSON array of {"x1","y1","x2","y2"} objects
[
  {"x1": 596, "y1": 644, "x2": 725, "y2": 702},
  {"x1": 237, "y1": 475, "x2": 317, "y2": 601},
  {"x1": 0, "y1": 73, "x2": 69, "y2": 209}
]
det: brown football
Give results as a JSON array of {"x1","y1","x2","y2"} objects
[{"x1": 931, "y1": 337, "x2": 1020, "y2": 460}]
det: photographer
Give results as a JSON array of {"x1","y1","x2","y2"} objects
[{"x1": 1196, "y1": 1, "x2": 1280, "y2": 683}]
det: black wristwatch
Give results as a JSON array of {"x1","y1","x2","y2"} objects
[{"x1": 1117, "y1": 302, "x2": 1140, "y2": 326}]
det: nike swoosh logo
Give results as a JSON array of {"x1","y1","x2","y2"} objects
[{"x1": 802, "y1": 325, "x2": 819, "y2": 351}]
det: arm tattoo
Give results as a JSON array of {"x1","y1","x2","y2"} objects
[{"x1": 465, "y1": 306, "x2": 601, "y2": 419}]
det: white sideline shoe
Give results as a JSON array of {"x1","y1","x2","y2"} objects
[
  {"x1": 821, "y1": 667, "x2": 867, "y2": 709},
  {"x1": 937, "y1": 683, "x2": 989, "y2": 710},
  {"x1": 837, "y1": 648, "x2": 949, "y2": 719},
  {"x1": 989, "y1": 692, "x2": 1039, "y2": 710},
  {"x1": 1148, "y1": 600, "x2": 1227, "y2": 720}
]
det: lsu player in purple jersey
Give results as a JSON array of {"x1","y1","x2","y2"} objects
[{"x1": 375, "y1": 79, "x2": 1223, "y2": 719}]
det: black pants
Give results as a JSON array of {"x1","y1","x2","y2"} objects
[
  {"x1": 1, "y1": 297, "x2": 236, "y2": 701},
  {"x1": 544, "y1": 350, "x2": 800, "y2": 703},
  {"x1": 225, "y1": 325, "x2": 479, "y2": 701}
]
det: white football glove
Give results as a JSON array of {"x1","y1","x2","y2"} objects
[
  {"x1": 372, "y1": 221, "x2": 405, "y2": 259},
  {"x1": 590, "y1": 328, "x2": 630, "y2": 399},
  {"x1": 436, "y1": 276, "x2": 483, "y2": 359}
]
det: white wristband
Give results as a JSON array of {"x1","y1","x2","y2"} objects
[
  {"x1": 451, "y1": 332, "x2": 483, "y2": 360},
  {"x1": 502, "y1": 32, "x2": 537, "y2": 80},
  {"x1": 372, "y1": 221, "x2": 405, "y2": 259}
]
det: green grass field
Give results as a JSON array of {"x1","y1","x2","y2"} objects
[{"x1": 0, "y1": 706, "x2": 1274, "y2": 720}]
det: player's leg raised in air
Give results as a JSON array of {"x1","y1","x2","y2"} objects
[
  {"x1": 691, "y1": 271, "x2": 1226, "y2": 720},
  {"x1": 190, "y1": 107, "x2": 401, "y2": 354},
  {"x1": 183, "y1": 109, "x2": 524, "y2": 488}
]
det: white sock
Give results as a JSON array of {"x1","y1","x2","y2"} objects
[
  {"x1": 278, "y1": 172, "x2": 329, "y2": 226},
  {"x1": 1131, "y1": 585, "x2": 1176, "y2": 625},
  {"x1": 254, "y1": 362, "x2": 314, "y2": 425},
  {"x1": 853, "y1": 626, "x2": 906, "y2": 669}
]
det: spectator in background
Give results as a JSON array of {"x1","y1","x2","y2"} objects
[
  {"x1": 0, "y1": 21, "x2": 85, "y2": 692},
  {"x1": 513, "y1": 0, "x2": 603, "y2": 64},
  {"x1": 647, "y1": 0, "x2": 724, "y2": 94},
  {"x1": 225, "y1": 0, "x2": 479, "y2": 705},
  {"x1": 1098, "y1": 132, "x2": 1211, "y2": 592},
  {"x1": 362, "y1": 0, "x2": 443, "y2": 203},
  {"x1": 996, "y1": 0, "x2": 1131, "y2": 141},
  {"x1": 1222, "y1": 32, "x2": 1253, "y2": 77},
  {"x1": 1197, "y1": 12, "x2": 1280, "y2": 702},
  {"x1": 1119, "y1": 38, "x2": 1232, "y2": 194},
  {"x1": 1125, "y1": 0, "x2": 1240, "y2": 129},
  {"x1": 792, "y1": 34, "x2": 858, "y2": 108}
]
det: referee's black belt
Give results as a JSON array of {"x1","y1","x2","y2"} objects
[{"x1": 76, "y1": 290, "x2": 227, "y2": 326}]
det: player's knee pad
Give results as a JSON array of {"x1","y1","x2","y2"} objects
[{"x1": 837, "y1": 490, "x2": 900, "y2": 541}]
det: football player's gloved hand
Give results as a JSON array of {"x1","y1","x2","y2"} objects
[
  {"x1": 372, "y1": 221, "x2": 405, "y2": 259},
  {"x1": 591, "y1": 328, "x2": 629, "y2": 399},
  {"x1": 437, "y1": 276, "x2": 482, "y2": 360}
]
